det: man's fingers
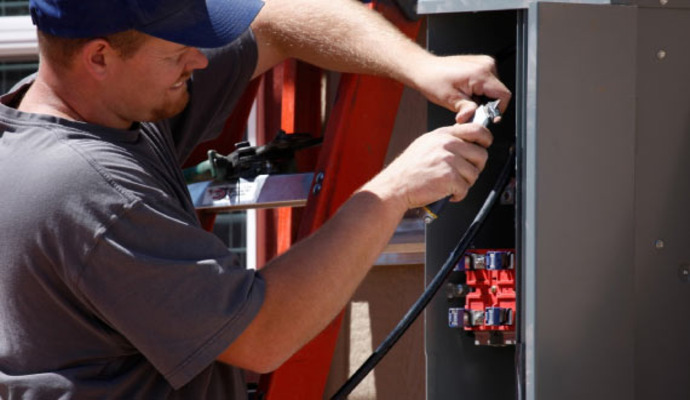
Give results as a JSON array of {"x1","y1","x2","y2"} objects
[
  {"x1": 455, "y1": 100, "x2": 478, "y2": 123},
  {"x1": 449, "y1": 184, "x2": 470, "y2": 203},
  {"x1": 447, "y1": 154, "x2": 484, "y2": 202},
  {"x1": 430, "y1": 127, "x2": 491, "y2": 204},
  {"x1": 481, "y1": 77, "x2": 512, "y2": 115},
  {"x1": 440, "y1": 123, "x2": 493, "y2": 149},
  {"x1": 447, "y1": 139, "x2": 489, "y2": 172},
  {"x1": 377, "y1": 121, "x2": 493, "y2": 208},
  {"x1": 474, "y1": 56, "x2": 511, "y2": 114}
]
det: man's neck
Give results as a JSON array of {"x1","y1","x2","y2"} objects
[
  {"x1": 18, "y1": 71, "x2": 133, "y2": 130},
  {"x1": 18, "y1": 78, "x2": 86, "y2": 122}
]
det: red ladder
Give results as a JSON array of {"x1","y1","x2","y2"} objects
[{"x1": 186, "y1": 2, "x2": 422, "y2": 397}]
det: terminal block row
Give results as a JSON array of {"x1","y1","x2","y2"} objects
[{"x1": 446, "y1": 249, "x2": 516, "y2": 346}]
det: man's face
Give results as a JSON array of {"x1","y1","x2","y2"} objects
[{"x1": 108, "y1": 35, "x2": 209, "y2": 123}]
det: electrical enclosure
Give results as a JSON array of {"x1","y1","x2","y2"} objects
[{"x1": 423, "y1": 1, "x2": 690, "y2": 399}]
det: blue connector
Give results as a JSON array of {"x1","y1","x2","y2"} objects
[
  {"x1": 486, "y1": 251, "x2": 513, "y2": 270},
  {"x1": 448, "y1": 308, "x2": 464, "y2": 328},
  {"x1": 484, "y1": 307, "x2": 513, "y2": 326}
]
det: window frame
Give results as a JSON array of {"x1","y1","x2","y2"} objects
[{"x1": 0, "y1": 16, "x2": 37, "y2": 61}]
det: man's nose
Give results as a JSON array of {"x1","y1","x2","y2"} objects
[{"x1": 188, "y1": 48, "x2": 209, "y2": 70}]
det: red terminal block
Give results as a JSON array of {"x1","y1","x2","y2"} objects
[{"x1": 462, "y1": 249, "x2": 516, "y2": 338}]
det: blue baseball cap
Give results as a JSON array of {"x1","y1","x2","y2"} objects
[{"x1": 29, "y1": 0, "x2": 265, "y2": 48}]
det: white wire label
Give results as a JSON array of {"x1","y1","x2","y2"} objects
[{"x1": 201, "y1": 176, "x2": 267, "y2": 207}]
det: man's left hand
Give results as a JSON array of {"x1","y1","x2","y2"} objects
[{"x1": 411, "y1": 54, "x2": 512, "y2": 123}]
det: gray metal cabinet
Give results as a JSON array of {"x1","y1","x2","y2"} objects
[{"x1": 422, "y1": 2, "x2": 690, "y2": 399}]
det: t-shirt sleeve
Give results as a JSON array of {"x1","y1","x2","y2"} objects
[
  {"x1": 169, "y1": 29, "x2": 259, "y2": 164},
  {"x1": 74, "y1": 199, "x2": 265, "y2": 389}
]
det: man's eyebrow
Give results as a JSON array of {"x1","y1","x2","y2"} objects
[{"x1": 163, "y1": 45, "x2": 189, "y2": 58}]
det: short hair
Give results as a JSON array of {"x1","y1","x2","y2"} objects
[{"x1": 37, "y1": 29, "x2": 148, "y2": 70}]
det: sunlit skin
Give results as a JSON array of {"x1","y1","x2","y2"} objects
[
  {"x1": 8, "y1": 0, "x2": 511, "y2": 375},
  {"x1": 105, "y1": 35, "x2": 209, "y2": 124},
  {"x1": 16, "y1": 34, "x2": 210, "y2": 130}
]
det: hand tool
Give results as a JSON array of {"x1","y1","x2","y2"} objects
[{"x1": 422, "y1": 99, "x2": 501, "y2": 223}]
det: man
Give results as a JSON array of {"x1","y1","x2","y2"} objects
[{"x1": 0, "y1": 0, "x2": 510, "y2": 398}]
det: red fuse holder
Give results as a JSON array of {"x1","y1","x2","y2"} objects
[{"x1": 462, "y1": 249, "x2": 516, "y2": 346}]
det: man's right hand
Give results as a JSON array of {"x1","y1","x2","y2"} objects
[{"x1": 359, "y1": 119, "x2": 493, "y2": 213}]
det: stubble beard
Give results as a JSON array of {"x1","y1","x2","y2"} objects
[{"x1": 149, "y1": 88, "x2": 190, "y2": 122}]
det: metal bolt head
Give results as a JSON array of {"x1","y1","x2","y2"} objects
[
  {"x1": 657, "y1": 50, "x2": 667, "y2": 60},
  {"x1": 678, "y1": 264, "x2": 690, "y2": 283},
  {"x1": 655, "y1": 239, "x2": 665, "y2": 250},
  {"x1": 312, "y1": 172, "x2": 325, "y2": 195},
  {"x1": 660, "y1": 0, "x2": 668, "y2": 5},
  {"x1": 500, "y1": 178, "x2": 516, "y2": 205},
  {"x1": 446, "y1": 283, "x2": 458, "y2": 300}
]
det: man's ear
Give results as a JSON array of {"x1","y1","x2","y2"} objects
[{"x1": 80, "y1": 39, "x2": 116, "y2": 81}]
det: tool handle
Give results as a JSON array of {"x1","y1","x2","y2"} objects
[{"x1": 423, "y1": 196, "x2": 451, "y2": 224}]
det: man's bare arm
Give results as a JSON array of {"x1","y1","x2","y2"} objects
[
  {"x1": 218, "y1": 123, "x2": 493, "y2": 372},
  {"x1": 250, "y1": 0, "x2": 511, "y2": 118},
  {"x1": 218, "y1": 0, "x2": 510, "y2": 372}
]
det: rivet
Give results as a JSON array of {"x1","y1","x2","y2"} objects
[
  {"x1": 678, "y1": 265, "x2": 690, "y2": 283},
  {"x1": 312, "y1": 172, "x2": 325, "y2": 195},
  {"x1": 660, "y1": 0, "x2": 668, "y2": 5},
  {"x1": 655, "y1": 240, "x2": 665, "y2": 250},
  {"x1": 657, "y1": 50, "x2": 667, "y2": 60}
]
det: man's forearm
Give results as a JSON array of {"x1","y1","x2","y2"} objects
[
  {"x1": 223, "y1": 0, "x2": 510, "y2": 373},
  {"x1": 251, "y1": 0, "x2": 428, "y2": 89},
  {"x1": 217, "y1": 123, "x2": 493, "y2": 373},
  {"x1": 218, "y1": 186, "x2": 407, "y2": 372},
  {"x1": 252, "y1": 0, "x2": 511, "y2": 120}
]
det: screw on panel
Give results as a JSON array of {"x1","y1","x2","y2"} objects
[
  {"x1": 655, "y1": 239, "x2": 665, "y2": 250},
  {"x1": 679, "y1": 265, "x2": 690, "y2": 283},
  {"x1": 656, "y1": 50, "x2": 667, "y2": 60},
  {"x1": 312, "y1": 172, "x2": 325, "y2": 195},
  {"x1": 659, "y1": 0, "x2": 668, "y2": 5},
  {"x1": 446, "y1": 283, "x2": 469, "y2": 299},
  {"x1": 500, "y1": 178, "x2": 516, "y2": 205}
]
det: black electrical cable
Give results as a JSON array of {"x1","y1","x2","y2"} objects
[{"x1": 330, "y1": 146, "x2": 516, "y2": 400}]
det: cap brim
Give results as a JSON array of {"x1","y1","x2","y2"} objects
[{"x1": 139, "y1": 0, "x2": 264, "y2": 48}]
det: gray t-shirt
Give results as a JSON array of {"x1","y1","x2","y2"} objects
[{"x1": 0, "y1": 30, "x2": 265, "y2": 399}]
